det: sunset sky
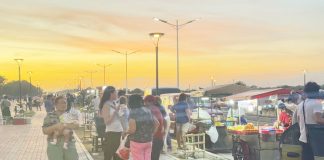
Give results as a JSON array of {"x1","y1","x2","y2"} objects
[{"x1": 1, "y1": 0, "x2": 324, "y2": 91}]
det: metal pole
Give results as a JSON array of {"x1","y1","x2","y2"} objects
[
  {"x1": 107, "y1": 66, "x2": 109, "y2": 85},
  {"x1": 156, "y1": 46, "x2": 159, "y2": 95},
  {"x1": 29, "y1": 74, "x2": 32, "y2": 96},
  {"x1": 79, "y1": 78, "x2": 82, "y2": 91},
  {"x1": 37, "y1": 84, "x2": 40, "y2": 96},
  {"x1": 304, "y1": 72, "x2": 306, "y2": 86},
  {"x1": 126, "y1": 54, "x2": 128, "y2": 95},
  {"x1": 211, "y1": 77, "x2": 214, "y2": 87},
  {"x1": 90, "y1": 72, "x2": 93, "y2": 88},
  {"x1": 103, "y1": 66, "x2": 106, "y2": 86},
  {"x1": 176, "y1": 20, "x2": 179, "y2": 89},
  {"x1": 18, "y1": 65, "x2": 22, "y2": 109}
]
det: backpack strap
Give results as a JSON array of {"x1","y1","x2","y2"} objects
[{"x1": 302, "y1": 100, "x2": 306, "y2": 125}]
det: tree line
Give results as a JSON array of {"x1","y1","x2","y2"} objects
[{"x1": 0, "y1": 75, "x2": 42, "y2": 98}]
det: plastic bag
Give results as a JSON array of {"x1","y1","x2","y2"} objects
[
  {"x1": 187, "y1": 123, "x2": 197, "y2": 133},
  {"x1": 206, "y1": 126, "x2": 218, "y2": 143},
  {"x1": 116, "y1": 135, "x2": 130, "y2": 160}
]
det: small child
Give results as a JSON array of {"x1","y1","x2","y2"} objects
[
  {"x1": 118, "y1": 96, "x2": 129, "y2": 132},
  {"x1": 50, "y1": 110, "x2": 79, "y2": 149}
]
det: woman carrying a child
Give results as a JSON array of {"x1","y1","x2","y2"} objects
[{"x1": 42, "y1": 96, "x2": 79, "y2": 160}]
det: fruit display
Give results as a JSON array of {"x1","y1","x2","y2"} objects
[
  {"x1": 227, "y1": 124, "x2": 259, "y2": 135},
  {"x1": 244, "y1": 123, "x2": 255, "y2": 130},
  {"x1": 227, "y1": 125, "x2": 245, "y2": 131}
]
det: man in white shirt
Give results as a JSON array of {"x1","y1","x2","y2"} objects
[{"x1": 297, "y1": 82, "x2": 324, "y2": 160}]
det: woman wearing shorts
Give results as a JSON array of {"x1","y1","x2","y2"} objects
[{"x1": 171, "y1": 93, "x2": 191, "y2": 149}]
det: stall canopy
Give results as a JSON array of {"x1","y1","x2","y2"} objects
[
  {"x1": 204, "y1": 83, "x2": 251, "y2": 97},
  {"x1": 225, "y1": 88, "x2": 292, "y2": 101}
]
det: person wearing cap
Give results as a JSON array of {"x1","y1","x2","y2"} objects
[
  {"x1": 144, "y1": 95, "x2": 164, "y2": 160},
  {"x1": 287, "y1": 93, "x2": 302, "y2": 125},
  {"x1": 278, "y1": 103, "x2": 292, "y2": 127}
]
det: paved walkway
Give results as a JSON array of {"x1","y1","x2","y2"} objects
[{"x1": 0, "y1": 109, "x2": 93, "y2": 160}]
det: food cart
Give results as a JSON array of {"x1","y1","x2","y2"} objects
[
  {"x1": 228, "y1": 123, "x2": 283, "y2": 160},
  {"x1": 224, "y1": 89, "x2": 291, "y2": 160}
]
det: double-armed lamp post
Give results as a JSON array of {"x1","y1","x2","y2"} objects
[
  {"x1": 112, "y1": 50, "x2": 139, "y2": 95},
  {"x1": 96, "y1": 64, "x2": 112, "y2": 86},
  {"x1": 153, "y1": 18, "x2": 199, "y2": 89}
]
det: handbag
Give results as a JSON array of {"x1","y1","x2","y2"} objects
[
  {"x1": 302, "y1": 100, "x2": 324, "y2": 157},
  {"x1": 116, "y1": 135, "x2": 130, "y2": 160}
]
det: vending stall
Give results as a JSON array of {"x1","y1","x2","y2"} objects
[{"x1": 224, "y1": 88, "x2": 291, "y2": 160}]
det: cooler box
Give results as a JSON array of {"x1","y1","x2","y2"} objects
[{"x1": 281, "y1": 144, "x2": 301, "y2": 160}]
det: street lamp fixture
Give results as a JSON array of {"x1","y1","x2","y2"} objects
[
  {"x1": 149, "y1": 32, "x2": 164, "y2": 95},
  {"x1": 14, "y1": 58, "x2": 24, "y2": 109},
  {"x1": 112, "y1": 50, "x2": 140, "y2": 94},
  {"x1": 153, "y1": 17, "x2": 200, "y2": 89}
]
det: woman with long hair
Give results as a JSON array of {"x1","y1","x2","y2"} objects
[
  {"x1": 126, "y1": 94, "x2": 159, "y2": 160},
  {"x1": 100, "y1": 86, "x2": 123, "y2": 160}
]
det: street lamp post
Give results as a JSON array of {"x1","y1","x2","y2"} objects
[
  {"x1": 14, "y1": 58, "x2": 24, "y2": 109},
  {"x1": 149, "y1": 32, "x2": 164, "y2": 96},
  {"x1": 112, "y1": 50, "x2": 139, "y2": 94},
  {"x1": 79, "y1": 77, "x2": 83, "y2": 91},
  {"x1": 85, "y1": 71, "x2": 97, "y2": 88},
  {"x1": 97, "y1": 64, "x2": 112, "y2": 86},
  {"x1": 303, "y1": 70, "x2": 307, "y2": 86},
  {"x1": 211, "y1": 76, "x2": 214, "y2": 87},
  {"x1": 36, "y1": 81, "x2": 40, "y2": 96},
  {"x1": 27, "y1": 71, "x2": 32, "y2": 96},
  {"x1": 154, "y1": 17, "x2": 199, "y2": 89}
]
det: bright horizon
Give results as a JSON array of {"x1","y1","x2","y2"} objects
[{"x1": 1, "y1": 0, "x2": 324, "y2": 91}]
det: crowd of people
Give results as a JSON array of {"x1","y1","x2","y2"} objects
[
  {"x1": 273, "y1": 82, "x2": 324, "y2": 160},
  {"x1": 97, "y1": 86, "x2": 192, "y2": 160},
  {"x1": 39, "y1": 86, "x2": 193, "y2": 160},
  {"x1": 38, "y1": 81, "x2": 324, "y2": 160}
]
